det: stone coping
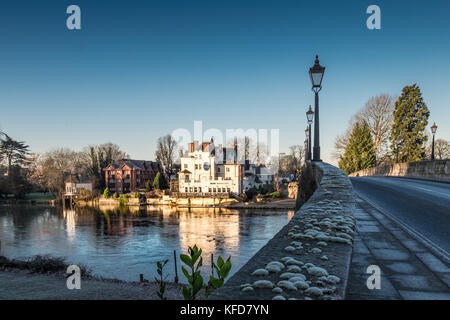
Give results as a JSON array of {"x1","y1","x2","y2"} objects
[
  {"x1": 349, "y1": 160, "x2": 450, "y2": 183},
  {"x1": 209, "y1": 162, "x2": 356, "y2": 300}
]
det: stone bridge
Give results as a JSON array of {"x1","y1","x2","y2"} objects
[{"x1": 210, "y1": 162, "x2": 356, "y2": 300}]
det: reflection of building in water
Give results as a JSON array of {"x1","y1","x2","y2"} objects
[
  {"x1": 63, "y1": 208, "x2": 77, "y2": 242},
  {"x1": 177, "y1": 208, "x2": 241, "y2": 256},
  {"x1": 287, "y1": 210, "x2": 295, "y2": 220}
]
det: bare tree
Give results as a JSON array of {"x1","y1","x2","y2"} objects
[
  {"x1": 426, "y1": 139, "x2": 450, "y2": 160},
  {"x1": 355, "y1": 94, "x2": 394, "y2": 164},
  {"x1": 29, "y1": 149, "x2": 82, "y2": 196},
  {"x1": 155, "y1": 135, "x2": 178, "y2": 178},
  {"x1": 333, "y1": 94, "x2": 394, "y2": 165}
]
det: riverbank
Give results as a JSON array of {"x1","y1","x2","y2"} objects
[
  {"x1": 0, "y1": 269, "x2": 183, "y2": 300},
  {"x1": 95, "y1": 196, "x2": 296, "y2": 210},
  {"x1": 0, "y1": 256, "x2": 183, "y2": 300}
]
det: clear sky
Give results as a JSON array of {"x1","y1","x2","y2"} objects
[{"x1": 0, "y1": 0, "x2": 449, "y2": 165}]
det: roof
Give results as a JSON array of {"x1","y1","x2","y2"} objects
[
  {"x1": 105, "y1": 159, "x2": 160, "y2": 171},
  {"x1": 179, "y1": 169, "x2": 192, "y2": 174}
]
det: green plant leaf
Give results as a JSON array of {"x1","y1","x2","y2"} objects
[
  {"x1": 217, "y1": 256, "x2": 224, "y2": 268},
  {"x1": 180, "y1": 254, "x2": 193, "y2": 268},
  {"x1": 181, "y1": 266, "x2": 192, "y2": 283}
]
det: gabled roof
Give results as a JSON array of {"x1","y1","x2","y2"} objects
[{"x1": 105, "y1": 159, "x2": 160, "y2": 171}]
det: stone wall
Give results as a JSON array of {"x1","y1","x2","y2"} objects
[
  {"x1": 349, "y1": 160, "x2": 450, "y2": 183},
  {"x1": 209, "y1": 162, "x2": 356, "y2": 300}
]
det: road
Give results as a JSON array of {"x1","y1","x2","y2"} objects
[
  {"x1": 350, "y1": 177, "x2": 450, "y2": 261},
  {"x1": 346, "y1": 177, "x2": 450, "y2": 299}
]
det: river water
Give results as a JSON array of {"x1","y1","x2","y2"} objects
[{"x1": 0, "y1": 205, "x2": 293, "y2": 283}]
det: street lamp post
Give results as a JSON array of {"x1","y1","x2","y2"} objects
[
  {"x1": 431, "y1": 122, "x2": 438, "y2": 160},
  {"x1": 305, "y1": 127, "x2": 309, "y2": 161},
  {"x1": 309, "y1": 55, "x2": 325, "y2": 161},
  {"x1": 306, "y1": 105, "x2": 314, "y2": 162}
]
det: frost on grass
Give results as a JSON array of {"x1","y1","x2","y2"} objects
[
  {"x1": 272, "y1": 295, "x2": 286, "y2": 300},
  {"x1": 265, "y1": 261, "x2": 285, "y2": 273}
]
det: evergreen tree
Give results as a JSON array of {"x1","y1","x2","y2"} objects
[
  {"x1": 390, "y1": 84, "x2": 430, "y2": 163},
  {"x1": 339, "y1": 121, "x2": 376, "y2": 174}
]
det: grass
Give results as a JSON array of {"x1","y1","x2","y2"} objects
[
  {"x1": 24, "y1": 193, "x2": 56, "y2": 201},
  {"x1": 0, "y1": 255, "x2": 91, "y2": 276}
]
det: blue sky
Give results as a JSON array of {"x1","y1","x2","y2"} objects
[{"x1": 0, "y1": 0, "x2": 449, "y2": 164}]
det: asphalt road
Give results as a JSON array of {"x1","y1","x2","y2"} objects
[{"x1": 350, "y1": 177, "x2": 450, "y2": 261}]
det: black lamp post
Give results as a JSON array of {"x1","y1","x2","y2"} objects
[
  {"x1": 309, "y1": 55, "x2": 325, "y2": 161},
  {"x1": 431, "y1": 122, "x2": 438, "y2": 160},
  {"x1": 306, "y1": 105, "x2": 314, "y2": 162},
  {"x1": 304, "y1": 127, "x2": 309, "y2": 161}
]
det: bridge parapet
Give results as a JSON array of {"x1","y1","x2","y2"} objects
[
  {"x1": 349, "y1": 160, "x2": 450, "y2": 183},
  {"x1": 209, "y1": 162, "x2": 356, "y2": 300}
]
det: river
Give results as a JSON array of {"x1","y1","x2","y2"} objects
[{"x1": 0, "y1": 204, "x2": 293, "y2": 283}]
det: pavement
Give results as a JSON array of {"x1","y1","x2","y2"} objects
[{"x1": 346, "y1": 177, "x2": 450, "y2": 300}]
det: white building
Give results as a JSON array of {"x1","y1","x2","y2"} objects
[
  {"x1": 242, "y1": 162, "x2": 274, "y2": 191},
  {"x1": 178, "y1": 139, "x2": 243, "y2": 195}
]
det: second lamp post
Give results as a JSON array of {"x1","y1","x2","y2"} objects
[
  {"x1": 309, "y1": 55, "x2": 325, "y2": 161},
  {"x1": 306, "y1": 105, "x2": 314, "y2": 162},
  {"x1": 431, "y1": 122, "x2": 438, "y2": 160}
]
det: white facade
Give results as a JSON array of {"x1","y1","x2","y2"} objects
[
  {"x1": 178, "y1": 140, "x2": 243, "y2": 194},
  {"x1": 242, "y1": 164, "x2": 274, "y2": 191}
]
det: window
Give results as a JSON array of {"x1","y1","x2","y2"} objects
[
  {"x1": 227, "y1": 188, "x2": 230, "y2": 193},
  {"x1": 185, "y1": 188, "x2": 188, "y2": 192},
  {"x1": 217, "y1": 168, "x2": 221, "y2": 172},
  {"x1": 184, "y1": 164, "x2": 188, "y2": 169},
  {"x1": 222, "y1": 188, "x2": 226, "y2": 192},
  {"x1": 185, "y1": 175, "x2": 190, "y2": 182},
  {"x1": 199, "y1": 187, "x2": 202, "y2": 192},
  {"x1": 194, "y1": 187, "x2": 197, "y2": 192},
  {"x1": 226, "y1": 167, "x2": 230, "y2": 172},
  {"x1": 208, "y1": 188, "x2": 212, "y2": 193},
  {"x1": 213, "y1": 188, "x2": 216, "y2": 193},
  {"x1": 189, "y1": 187, "x2": 193, "y2": 192}
]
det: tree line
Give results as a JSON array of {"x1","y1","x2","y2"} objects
[{"x1": 335, "y1": 84, "x2": 449, "y2": 174}]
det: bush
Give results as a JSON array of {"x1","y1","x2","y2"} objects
[
  {"x1": 134, "y1": 192, "x2": 140, "y2": 199},
  {"x1": 0, "y1": 255, "x2": 91, "y2": 276},
  {"x1": 113, "y1": 192, "x2": 119, "y2": 199},
  {"x1": 145, "y1": 180, "x2": 153, "y2": 192},
  {"x1": 103, "y1": 188, "x2": 110, "y2": 199},
  {"x1": 267, "y1": 191, "x2": 282, "y2": 198}
]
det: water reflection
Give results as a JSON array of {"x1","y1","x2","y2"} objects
[{"x1": 0, "y1": 205, "x2": 293, "y2": 283}]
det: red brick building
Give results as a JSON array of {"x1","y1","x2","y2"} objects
[{"x1": 104, "y1": 159, "x2": 160, "y2": 194}]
